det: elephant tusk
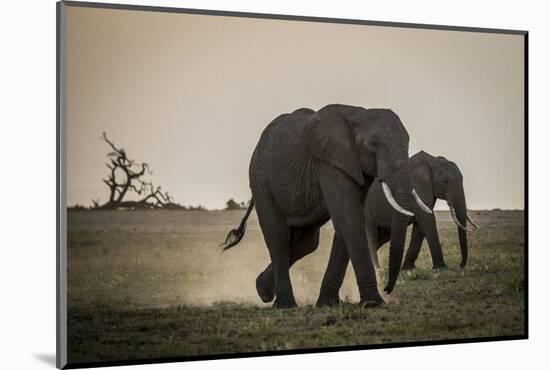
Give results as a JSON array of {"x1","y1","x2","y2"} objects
[
  {"x1": 467, "y1": 212, "x2": 481, "y2": 229},
  {"x1": 449, "y1": 205, "x2": 470, "y2": 232},
  {"x1": 381, "y1": 182, "x2": 414, "y2": 217},
  {"x1": 412, "y1": 189, "x2": 433, "y2": 214}
]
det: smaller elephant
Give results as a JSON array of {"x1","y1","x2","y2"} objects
[{"x1": 364, "y1": 151, "x2": 480, "y2": 271}]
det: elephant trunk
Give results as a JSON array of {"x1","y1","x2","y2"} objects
[
  {"x1": 385, "y1": 210, "x2": 409, "y2": 293},
  {"x1": 378, "y1": 156, "x2": 413, "y2": 294},
  {"x1": 384, "y1": 175, "x2": 412, "y2": 293},
  {"x1": 453, "y1": 200, "x2": 469, "y2": 268}
]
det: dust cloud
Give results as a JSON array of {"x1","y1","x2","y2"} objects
[{"x1": 68, "y1": 210, "x2": 362, "y2": 309}]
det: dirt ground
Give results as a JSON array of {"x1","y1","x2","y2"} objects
[{"x1": 66, "y1": 209, "x2": 525, "y2": 364}]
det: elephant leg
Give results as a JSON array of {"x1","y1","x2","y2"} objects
[
  {"x1": 316, "y1": 232, "x2": 349, "y2": 307},
  {"x1": 253, "y1": 194, "x2": 296, "y2": 308},
  {"x1": 426, "y1": 229, "x2": 447, "y2": 269},
  {"x1": 422, "y1": 216, "x2": 447, "y2": 269},
  {"x1": 319, "y1": 168, "x2": 384, "y2": 307},
  {"x1": 256, "y1": 225, "x2": 320, "y2": 303},
  {"x1": 402, "y1": 223, "x2": 424, "y2": 270}
]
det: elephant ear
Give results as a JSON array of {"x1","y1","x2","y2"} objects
[
  {"x1": 303, "y1": 107, "x2": 364, "y2": 186},
  {"x1": 412, "y1": 163, "x2": 434, "y2": 204},
  {"x1": 410, "y1": 152, "x2": 434, "y2": 203}
]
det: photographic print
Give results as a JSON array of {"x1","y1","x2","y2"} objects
[{"x1": 57, "y1": 1, "x2": 527, "y2": 368}]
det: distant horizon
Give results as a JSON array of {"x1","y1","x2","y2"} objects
[{"x1": 67, "y1": 203, "x2": 525, "y2": 212}]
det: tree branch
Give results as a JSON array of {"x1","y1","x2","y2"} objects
[{"x1": 97, "y1": 132, "x2": 176, "y2": 209}]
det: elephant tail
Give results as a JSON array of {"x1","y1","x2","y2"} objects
[{"x1": 220, "y1": 199, "x2": 254, "y2": 252}]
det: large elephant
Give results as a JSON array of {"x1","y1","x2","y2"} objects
[
  {"x1": 363, "y1": 151, "x2": 480, "y2": 271},
  {"x1": 221, "y1": 104, "x2": 431, "y2": 308}
]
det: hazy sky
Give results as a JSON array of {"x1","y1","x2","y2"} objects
[{"x1": 66, "y1": 6, "x2": 524, "y2": 210}]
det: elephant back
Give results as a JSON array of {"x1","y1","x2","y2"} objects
[{"x1": 249, "y1": 108, "x2": 322, "y2": 216}]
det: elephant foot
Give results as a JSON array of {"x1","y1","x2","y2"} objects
[
  {"x1": 359, "y1": 298, "x2": 386, "y2": 308},
  {"x1": 359, "y1": 292, "x2": 386, "y2": 308},
  {"x1": 402, "y1": 262, "x2": 416, "y2": 270},
  {"x1": 256, "y1": 271, "x2": 275, "y2": 303},
  {"x1": 315, "y1": 294, "x2": 342, "y2": 308},
  {"x1": 273, "y1": 292, "x2": 297, "y2": 309}
]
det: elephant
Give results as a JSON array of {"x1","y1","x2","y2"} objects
[
  {"x1": 363, "y1": 151, "x2": 480, "y2": 271},
  {"x1": 221, "y1": 104, "x2": 431, "y2": 308}
]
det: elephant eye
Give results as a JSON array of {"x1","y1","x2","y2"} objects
[{"x1": 357, "y1": 137, "x2": 377, "y2": 153}]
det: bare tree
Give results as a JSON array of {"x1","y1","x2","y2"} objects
[{"x1": 95, "y1": 132, "x2": 175, "y2": 210}]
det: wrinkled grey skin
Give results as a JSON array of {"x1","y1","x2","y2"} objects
[
  {"x1": 363, "y1": 151, "x2": 471, "y2": 271},
  {"x1": 223, "y1": 104, "x2": 414, "y2": 308}
]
